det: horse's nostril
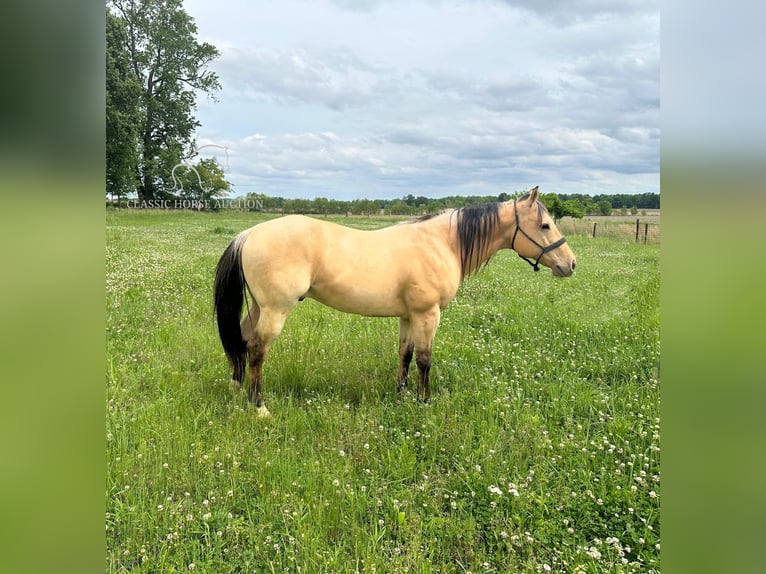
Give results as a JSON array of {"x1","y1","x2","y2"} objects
[{"x1": 572, "y1": 260, "x2": 576, "y2": 271}]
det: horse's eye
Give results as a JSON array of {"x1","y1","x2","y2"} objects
[{"x1": 541, "y1": 223, "x2": 550, "y2": 230}]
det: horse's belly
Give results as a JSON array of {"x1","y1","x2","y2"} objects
[{"x1": 307, "y1": 283, "x2": 405, "y2": 317}]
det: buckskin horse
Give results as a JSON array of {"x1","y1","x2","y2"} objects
[{"x1": 213, "y1": 186, "x2": 576, "y2": 416}]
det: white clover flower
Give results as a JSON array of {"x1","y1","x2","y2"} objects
[{"x1": 586, "y1": 546, "x2": 602, "y2": 560}]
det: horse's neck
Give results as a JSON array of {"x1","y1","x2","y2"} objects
[
  {"x1": 495, "y1": 201, "x2": 517, "y2": 250},
  {"x1": 458, "y1": 202, "x2": 515, "y2": 276}
]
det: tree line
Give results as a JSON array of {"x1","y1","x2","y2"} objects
[{"x1": 206, "y1": 191, "x2": 660, "y2": 218}]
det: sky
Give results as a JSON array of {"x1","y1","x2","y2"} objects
[{"x1": 183, "y1": 0, "x2": 659, "y2": 200}]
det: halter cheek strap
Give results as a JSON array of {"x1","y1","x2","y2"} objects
[{"x1": 511, "y1": 199, "x2": 568, "y2": 272}]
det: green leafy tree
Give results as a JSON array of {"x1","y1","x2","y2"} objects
[
  {"x1": 171, "y1": 157, "x2": 231, "y2": 201},
  {"x1": 314, "y1": 196, "x2": 330, "y2": 216},
  {"x1": 598, "y1": 199, "x2": 612, "y2": 215},
  {"x1": 539, "y1": 193, "x2": 584, "y2": 220},
  {"x1": 539, "y1": 192, "x2": 563, "y2": 219},
  {"x1": 106, "y1": 9, "x2": 142, "y2": 199},
  {"x1": 561, "y1": 199, "x2": 585, "y2": 219},
  {"x1": 108, "y1": 0, "x2": 221, "y2": 200}
]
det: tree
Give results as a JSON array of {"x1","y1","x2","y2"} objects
[
  {"x1": 598, "y1": 200, "x2": 612, "y2": 216},
  {"x1": 539, "y1": 192, "x2": 563, "y2": 220},
  {"x1": 170, "y1": 157, "x2": 232, "y2": 201},
  {"x1": 108, "y1": 0, "x2": 221, "y2": 201},
  {"x1": 560, "y1": 199, "x2": 585, "y2": 219},
  {"x1": 539, "y1": 193, "x2": 584, "y2": 220},
  {"x1": 106, "y1": 9, "x2": 142, "y2": 199}
]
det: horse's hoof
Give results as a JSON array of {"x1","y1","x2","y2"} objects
[
  {"x1": 229, "y1": 379, "x2": 242, "y2": 391},
  {"x1": 253, "y1": 404, "x2": 272, "y2": 418}
]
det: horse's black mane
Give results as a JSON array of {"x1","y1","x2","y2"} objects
[
  {"x1": 410, "y1": 211, "x2": 441, "y2": 223},
  {"x1": 407, "y1": 202, "x2": 501, "y2": 277},
  {"x1": 409, "y1": 195, "x2": 546, "y2": 277},
  {"x1": 455, "y1": 203, "x2": 500, "y2": 278}
]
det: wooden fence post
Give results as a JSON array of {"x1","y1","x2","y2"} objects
[
  {"x1": 644, "y1": 223, "x2": 649, "y2": 244},
  {"x1": 635, "y1": 219, "x2": 640, "y2": 242},
  {"x1": 593, "y1": 222, "x2": 597, "y2": 238}
]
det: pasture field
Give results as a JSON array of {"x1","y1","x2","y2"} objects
[{"x1": 106, "y1": 209, "x2": 659, "y2": 573}]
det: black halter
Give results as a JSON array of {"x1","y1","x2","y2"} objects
[{"x1": 510, "y1": 199, "x2": 568, "y2": 272}]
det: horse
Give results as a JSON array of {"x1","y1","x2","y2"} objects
[{"x1": 213, "y1": 186, "x2": 576, "y2": 416}]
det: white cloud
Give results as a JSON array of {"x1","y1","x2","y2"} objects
[{"x1": 186, "y1": 0, "x2": 659, "y2": 199}]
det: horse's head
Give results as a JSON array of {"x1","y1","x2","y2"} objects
[{"x1": 510, "y1": 187, "x2": 576, "y2": 277}]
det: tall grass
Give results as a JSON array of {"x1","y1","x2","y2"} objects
[{"x1": 106, "y1": 209, "x2": 659, "y2": 573}]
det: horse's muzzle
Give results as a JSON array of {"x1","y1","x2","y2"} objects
[{"x1": 553, "y1": 260, "x2": 576, "y2": 277}]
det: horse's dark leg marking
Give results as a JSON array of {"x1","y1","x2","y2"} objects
[
  {"x1": 397, "y1": 342, "x2": 414, "y2": 391},
  {"x1": 415, "y1": 349, "x2": 432, "y2": 403},
  {"x1": 246, "y1": 337, "x2": 266, "y2": 407}
]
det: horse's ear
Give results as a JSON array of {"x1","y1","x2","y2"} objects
[{"x1": 528, "y1": 186, "x2": 539, "y2": 203}]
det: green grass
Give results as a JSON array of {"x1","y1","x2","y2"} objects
[{"x1": 106, "y1": 209, "x2": 659, "y2": 573}]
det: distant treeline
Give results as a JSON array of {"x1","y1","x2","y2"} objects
[
  {"x1": 112, "y1": 190, "x2": 659, "y2": 217},
  {"x1": 226, "y1": 191, "x2": 659, "y2": 217},
  {"x1": 558, "y1": 192, "x2": 660, "y2": 210}
]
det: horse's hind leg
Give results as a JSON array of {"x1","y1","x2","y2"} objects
[
  {"x1": 397, "y1": 317, "x2": 414, "y2": 392},
  {"x1": 246, "y1": 306, "x2": 290, "y2": 417},
  {"x1": 230, "y1": 304, "x2": 260, "y2": 389}
]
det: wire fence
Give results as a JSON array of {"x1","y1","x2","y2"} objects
[{"x1": 556, "y1": 217, "x2": 660, "y2": 244}]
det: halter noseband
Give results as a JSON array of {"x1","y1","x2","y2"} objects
[{"x1": 510, "y1": 199, "x2": 568, "y2": 272}]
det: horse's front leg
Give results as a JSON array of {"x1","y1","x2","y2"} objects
[
  {"x1": 412, "y1": 307, "x2": 440, "y2": 403},
  {"x1": 415, "y1": 349, "x2": 432, "y2": 403},
  {"x1": 397, "y1": 317, "x2": 414, "y2": 392}
]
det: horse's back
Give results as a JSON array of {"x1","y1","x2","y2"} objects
[{"x1": 239, "y1": 214, "x2": 458, "y2": 316}]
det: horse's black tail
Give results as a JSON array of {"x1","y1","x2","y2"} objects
[{"x1": 213, "y1": 232, "x2": 249, "y2": 378}]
